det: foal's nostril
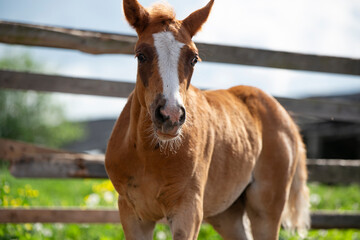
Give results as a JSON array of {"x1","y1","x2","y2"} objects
[
  {"x1": 155, "y1": 106, "x2": 169, "y2": 124},
  {"x1": 154, "y1": 105, "x2": 186, "y2": 127}
]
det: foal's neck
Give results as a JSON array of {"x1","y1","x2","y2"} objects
[{"x1": 128, "y1": 89, "x2": 154, "y2": 149}]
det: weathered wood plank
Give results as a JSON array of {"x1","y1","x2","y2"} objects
[
  {"x1": 6, "y1": 153, "x2": 360, "y2": 184},
  {"x1": 1, "y1": 208, "x2": 359, "y2": 229},
  {"x1": 0, "y1": 70, "x2": 134, "y2": 98},
  {"x1": 1, "y1": 21, "x2": 359, "y2": 75},
  {"x1": 0, "y1": 208, "x2": 120, "y2": 223},
  {"x1": 0, "y1": 21, "x2": 137, "y2": 55},
  {"x1": 307, "y1": 159, "x2": 360, "y2": 185},
  {"x1": 197, "y1": 42, "x2": 360, "y2": 76},
  {"x1": 2, "y1": 139, "x2": 360, "y2": 184},
  {"x1": 0, "y1": 139, "x2": 66, "y2": 162},
  {"x1": 1, "y1": 70, "x2": 360, "y2": 122},
  {"x1": 277, "y1": 97, "x2": 360, "y2": 123},
  {"x1": 0, "y1": 139, "x2": 105, "y2": 178},
  {"x1": 311, "y1": 211, "x2": 360, "y2": 229},
  {"x1": 9, "y1": 153, "x2": 106, "y2": 179}
]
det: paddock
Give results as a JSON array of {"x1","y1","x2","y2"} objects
[{"x1": 0, "y1": 20, "x2": 359, "y2": 231}]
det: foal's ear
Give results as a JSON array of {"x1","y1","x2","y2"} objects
[
  {"x1": 123, "y1": 0, "x2": 149, "y2": 34},
  {"x1": 182, "y1": 0, "x2": 214, "y2": 38}
]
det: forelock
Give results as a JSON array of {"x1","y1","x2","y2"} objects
[{"x1": 147, "y1": 2, "x2": 176, "y2": 24}]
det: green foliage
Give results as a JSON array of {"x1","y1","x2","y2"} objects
[
  {"x1": 0, "y1": 52, "x2": 45, "y2": 72},
  {"x1": 198, "y1": 224, "x2": 222, "y2": 240},
  {"x1": 1, "y1": 162, "x2": 360, "y2": 239},
  {"x1": 0, "y1": 223, "x2": 125, "y2": 240},
  {"x1": 0, "y1": 52, "x2": 83, "y2": 148},
  {"x1": 280, "y1": 228, "x2": 360, "y2": 240},
  {"x1": 309, "y1": 184, "x2": 360, "y2": 211}
]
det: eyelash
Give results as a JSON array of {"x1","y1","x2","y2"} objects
[
  {"x1": 136, "y1": 53, "x2": 146, "y2": 63},
  {"x1": 191, "y1": 55, "x2": 199, "y2": 66}
]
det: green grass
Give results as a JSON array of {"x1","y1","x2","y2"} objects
[
  {"x1": 308, "y1": 184, "x2": 360, "y2": 212},
  {"x1": 1, "y1": 161, "x2": 359, "y2": 239}
]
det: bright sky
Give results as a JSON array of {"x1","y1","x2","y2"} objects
[{"x1": 0, "y1": 0, "x2": 359, "y2": 120}]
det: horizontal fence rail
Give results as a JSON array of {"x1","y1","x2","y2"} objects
[
  {"x1": 8, "y1": 153, "x2": 360, "y2": 184},
  {"x1": 1, "y1": 21, "x2": 360, "y2": 75},
  {"x1": 1, "y1": 208, "x2": 359, "y2": 229},
  {"x1": 307, "y1": 159, "x2": 360, "y2": 184},
  {"x1": 0, "y1": 208, "x2": 121, "y2": 224},
  {"x1": 1, "y1": 70, "x2": 360, "y2": 122},
  {"x1": 1, "y1": 139, "x2": 359, "y2": 184},
  {"x1": 0, "y1": 70, "x2": 135, "y2": 98}
]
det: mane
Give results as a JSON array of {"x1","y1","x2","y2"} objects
[{"x1": 147, "y1": 2, "x2": 176, "y2": 24}]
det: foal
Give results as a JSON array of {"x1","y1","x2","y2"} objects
[{"x1": 105, "y1": 0, "x2": 310, "y2": 239}]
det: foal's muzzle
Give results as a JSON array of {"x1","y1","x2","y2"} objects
[{"x1": 153, "y1": 102, "x2": 186, "y2": 139}]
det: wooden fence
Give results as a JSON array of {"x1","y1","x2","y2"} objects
[
  {"x1": 0, "y1": 20, "x2": 360, "y2": 230},
  {"x1": 1, "y1": 70, "x2": 360, "y2": 122},
  {"x1": 1, "y1": 139, "x2": 360, "y2": 185},
  {"x1": 1, "y1": 21, "x2": 359, "y2": 75}
]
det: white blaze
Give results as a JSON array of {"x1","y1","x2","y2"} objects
[{"x1": 153, "y1": 31, "x2": 185, "y2": 107}]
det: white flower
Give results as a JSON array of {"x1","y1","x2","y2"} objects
[
  {"x1": 156, "y1": 231, "x2": 167, "y2": 240},
  {"x1": 103, "y1": 191, "x2": 115, "y2": 203},
  {"x1": 33, "y1": 223, "x2": 43, "y2": 232},
  {"x1": 86, "y1": 193, "x2": 100, "y2": 207},
  {"x1": 42, "y1": 228, "x2": 53, "y2": 237},
  {"x1": 310, "y1": 193, "x2": 321, "y2": 205},
  {"x1": 54, "y1": 223, "x2": 64, "y2": 230}
]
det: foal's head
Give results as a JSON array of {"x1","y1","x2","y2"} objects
[{"x1": 124, "y1": 0, "x2": 214, "y2": 143}]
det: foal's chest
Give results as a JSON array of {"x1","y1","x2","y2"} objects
[
  {"x1": 117, "y1": 159, "x2": 166, "y2": 221},
  {"x1": 112, "y1": 141, "x2": 196, "y2": 221}
]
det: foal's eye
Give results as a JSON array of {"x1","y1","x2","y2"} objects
[
  {"x1": 137, "y1": 53, "x2": 146, "y2": 64},
  {"x1": 191, "y1": 55, "x2": 199, "y2": 67}
]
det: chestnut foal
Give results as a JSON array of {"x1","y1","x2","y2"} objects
[{"x1": 105, "y1": 0, "x2": 310, "y2": 239}]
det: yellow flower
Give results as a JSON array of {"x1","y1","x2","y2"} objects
[
  {"x1": 24, "y1": 223, "x2": 33, "y2": 231},
  {"x1": 29, "y1": 189, "x2": 39, "y2": 198},
  {"x1": 17, "y1": 188, "x2": 25, "y2": 196},
  {"x1": 3, "y1": 184, "x2": 10, "y2": 194},
  {"x1": 3, "y1": 196, "x2": 9, "y2": 207},
  {"x1": 23, "y1": 184, "x2": 39, "y2": 198},
  {"x1": 10, "y1": 198, "x2": 22, "y2": 207},
  {"x1": 92, "y1": 181, "x2": 115, "y2": 193},
  {"x1": 104, "y1": 180, "x2": 115, "y2": 191}
]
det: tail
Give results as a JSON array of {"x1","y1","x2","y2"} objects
[{"x1": 281, "y1": 140, "x2": 311, "y2": 237}]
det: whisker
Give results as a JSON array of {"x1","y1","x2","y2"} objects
[{"x1": 142, "y1": 111, "x2": 185, "y2": 155}]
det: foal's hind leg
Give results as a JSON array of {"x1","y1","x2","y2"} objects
[
  {"x1": 244, "y1": 154, "x2": 293, "y2": 240},
  {"x1": 206, "y1": 196, "x2": 251, "y2": 240}
]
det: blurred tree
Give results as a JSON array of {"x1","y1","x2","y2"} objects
[{"x1": 0, "y1": 52, "x2": 84, "y2": 148}]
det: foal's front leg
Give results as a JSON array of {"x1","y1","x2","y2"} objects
[
  {"x1": 168, "y1": 194, "x2": 203, "y2": 240},
  {"x1": 118, "y1": 198, "x2": 155, "y2": 240}
]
